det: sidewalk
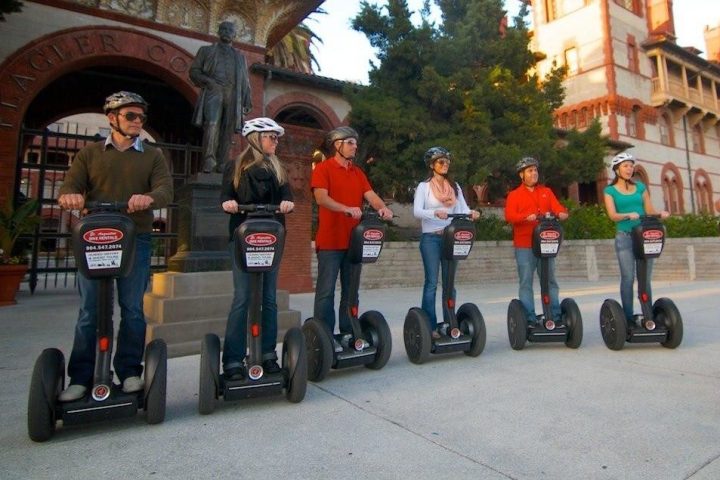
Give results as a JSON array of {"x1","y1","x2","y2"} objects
[{"x1": 1, "y1": 280, "x2": 719, "y2": 479}]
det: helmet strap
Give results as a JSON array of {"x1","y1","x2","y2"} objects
[{"x1": 336, "y1": 141, "x2": 355, "y2": 161}]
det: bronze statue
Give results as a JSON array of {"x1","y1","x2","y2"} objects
[{"x1": 190, "y1": 21, "x2": 253, "y2": 173}]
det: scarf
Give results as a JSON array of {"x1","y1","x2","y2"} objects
[{"x1": 430, "y1": 177, "x2": 456, "y2": 208}]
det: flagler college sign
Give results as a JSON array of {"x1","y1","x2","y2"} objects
[{"x1": 0, "y1": 26, "x2": 197, "y2": 201}]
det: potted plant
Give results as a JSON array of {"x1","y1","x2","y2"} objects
[{"x1": 0, "y1": 196, "x2": 41, "y2": 306}]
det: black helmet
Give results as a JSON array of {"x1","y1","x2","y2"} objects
[
  {"x1": 326, "y1": 126, "x2": 358, "y2": 147},
  {"x1": 424, "y1": 147, "x2": 452, "y2": 168},
  {"x1": 103, "y1": 91, "x2": 148, "y2": 114},
  {"x1": 516, "y1": 156, "x2": 539, "y2": 173}
]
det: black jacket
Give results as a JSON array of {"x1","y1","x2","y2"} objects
[{"x1": 220, "y1": 160, "x2": 293, "y2": 240}]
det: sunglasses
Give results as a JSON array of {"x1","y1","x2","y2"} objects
[
  {"x1": 118, "y1": 112, "x2": 147, "y2": 123},
  {"x1": 262, "y1": 133, "x2": 280, "y2": 142},
  {"x1": 342, "y1": 139, "x2": 358, "y2": 146},
  {"x1": 435, "y1": 158, "x2": 451, "y2": 166}
]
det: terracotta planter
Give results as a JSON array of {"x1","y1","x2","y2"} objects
[{"x1": 0, "y1": 264, "x2": 29, "y2": 306}]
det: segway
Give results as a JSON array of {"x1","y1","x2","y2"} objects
[
  {"x1": 403, "y1": 213, "x2": 487, "y2": 364},
  {"x1": 302, "y1": 210, "x2": 392, "y2": 382},
  {"x1": 600, "y1": 215, "x2": 683, "y2": 350},
  {"x1": 198, "y1": 204, "x2": 307, "y2": 414},
  {"x1": 507, "y1": 213, "x2": 583, "y2": 350},
  {"x1": 27, "y1": 201, "x2": 167, "y2": 442}
]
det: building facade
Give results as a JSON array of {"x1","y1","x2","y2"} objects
[
  {"x1": 529, "y1": 0, "x2": 720, "y2": 214},
  {"x1": 0, "y1": 0, "x2": 352, "y2": 292}
]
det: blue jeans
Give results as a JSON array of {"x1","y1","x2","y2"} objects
[
  {"x1": 615, "y1": 232, "x2": 653, "y2": 322},
  {"x1": 223, "y1": 241, "x2": 279, "y2": 370},
  {"x1": 515, "y1": 247, "x2": 561, "y2": 323},
  {"x1": 68, "y1": 233, "x2": 151, "y2": 386},
  {"x1": 420, "y1": 233, "x2": 453, "y2": 330},
  {"x1": 314, "y1": 249, "x2": 353, "y2": 334}
]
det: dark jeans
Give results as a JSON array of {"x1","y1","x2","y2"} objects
[
  {"x1": 223, "y1": 241, "x2": 279, "y2": 370},
  {"x1": 514, "y1": 247, "x2": 561, "y2": 323},
  {"x1": 615, "y1": 232, "x2": 654, "y2": 322},
  {"x1": 419, "y1": 233, "x2": 453, "y2": 330},
  {"x1": 313, "y1": 249, "x2": 353, "y2": 334},
  {"x1": 68, "y1": 234, "x2": 151, "y2": 386}
]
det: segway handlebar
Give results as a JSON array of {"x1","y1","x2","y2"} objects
[
  {"x1": 447, "y1": 212, "x2": 472, "y2": 219},
  {"x1": 84, "y1": 201, "x2": 129, "y2": 212},
  {"x1": 236, "y1": 204, "x2": 282, "y2": 213}
]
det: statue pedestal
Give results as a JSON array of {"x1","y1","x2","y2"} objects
[
  {"x1": 168, "y1": 173, "x2": 231, "y2": 272},
  {"x1": 145, "y1": 271, "x2": 300, "y2": 358}
]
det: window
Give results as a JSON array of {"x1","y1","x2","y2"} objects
[
  {"x1": 627, "y1": 112, "x2": 637, "y2": 137},
  {"x1": 694, "y1": 171, "x2": 713, "y2": 214},
  {"x1": 661, "y1": 165, "x2": 684, "y2": 214},
  {"x1": 564, "y1": 47, "x2": 579, "y2": 75},
  {"x1": 692, "y1": 125, "x2": 704, "y2": 153},
  {"x1": 627, "y1": 36, "x2": 639, "y2": 73},
  {"x1": 546, "y1": 0, "x2": 588, "y2": 22},
  {"x1": 614, "y1": 0, "x2": 639, "y2": 14},
  {"x1": 659, "y1": 115, "x2": 670, "y2": 145}
]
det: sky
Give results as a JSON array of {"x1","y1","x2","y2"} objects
[{"x1": 308, "y1": 0, "x2": 720, "y2": 84}]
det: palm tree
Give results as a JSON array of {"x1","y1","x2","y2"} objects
[{"x1": 267, "y1": 11, "x2": 324, "y2": 74}]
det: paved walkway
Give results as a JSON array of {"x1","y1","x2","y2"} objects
[{"x1": 1, "y1": 279, "x2": 719, "y2": 479}]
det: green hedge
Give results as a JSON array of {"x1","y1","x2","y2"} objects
[{"x1": 470, "y1": 202, "x2": 719, "y2": 241}]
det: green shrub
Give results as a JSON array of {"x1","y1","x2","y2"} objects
[
  {"x1": 664, "y1": 213, "x2": 719, "y2": 238},
  {"x1": 475, "y1": 214, "x2": 512, "y2": 241},
  {"x1": 562, "y1": 201, "x2": 615, "y2": 240}
]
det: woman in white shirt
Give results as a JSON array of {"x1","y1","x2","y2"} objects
[{"x1": 413, "y1": 147, "x2": 480, "y2": 338}]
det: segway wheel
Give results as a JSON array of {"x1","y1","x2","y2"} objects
[
  {"x1": 198, "y1": 334, "x2": 220, "y2": 415},
  {"x1": 282, "y1": 327, "x2": 307, "y2": 403},
  {"x1": 27, "y1": 348, "x2": 64, "y2": 442},
  {"x1": 302, "y1": 318, "x2": 333, "y2": 382},
  {"x1": 403, "y1": 307, "x2": 431, "y2": 364},
  {"x1": 360, "y1": 310, "x2": 392, "y2": 370},
  {"x1": 654, "y1": 297, "x2": 683, "y2": 349},
  {"x1": 600, "y1": 299, "x2": 627, "y2": 351},
  {"x1": 507, "y1": 299, "x2": 528, "y2": 350},
  {"x1": 458, "y1": 303, "x2": 486, "y2": 357},
  {"x1": 144, "y1": 339, "x2": 167, "y2": 424},
  {"x1": 561, "y1": 298, "x2": 583, "y2": 349}
]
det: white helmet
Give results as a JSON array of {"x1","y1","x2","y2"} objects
[
  {"x1": 611, "y1": 152, "x2": 635, "y2": 168},
  {"x1": 242, "y1": 117, "x2": 285, "y2": 138}
]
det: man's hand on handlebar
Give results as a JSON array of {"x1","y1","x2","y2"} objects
[
  {"x1": 127, "y1": 194, "x2": 154, "y2": 213},
  {"x1": 377, "y1": 206, "x2": 393, "y2": 220},
  {"x1": 58, "y1": 194, "x2": 85, "y2": 211},
  {"x1": 558, "y1": 212, "x2": 569, "y2": 221},
  {"x1": 345, "y1": 206, "x2": 362, "y2": 219}
]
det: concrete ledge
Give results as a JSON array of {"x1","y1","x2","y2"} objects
[
  {"x1": 311, "y1": 237, "x2": 720, "y2": 289},
  {"x1": 145, "y1": 271, "x2": 300, "y2": 357}
]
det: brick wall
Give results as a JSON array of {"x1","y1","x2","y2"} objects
[{"x1": 309, "y1": 237, "x2": 720, "y2": 289}]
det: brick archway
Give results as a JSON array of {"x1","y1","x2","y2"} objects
[
  {"x1": 265, "y1": 92, "x2": 341, "y2": 130},
  {"x1": 0, "y1": 26, "x2": 198, "y2": 204}
]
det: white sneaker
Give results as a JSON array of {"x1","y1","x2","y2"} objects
[
  {"x1": 122, "y1": 376, "x2": 143, "y2": 393},
  {"x1": 59, "y1": 384, "x2": 87, "y2": 402}
]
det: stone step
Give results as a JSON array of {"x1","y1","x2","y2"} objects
[
  {"x1": 147, "y1": 310, "x2": 301, "y2": 357},
  {"x1": 144, "y1": 290, "x2": 292, "y2": 323},
  {"x1": 151, "y1": 271, "x2": 233, "y2": 297}
]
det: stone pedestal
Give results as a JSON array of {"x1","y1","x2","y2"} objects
[
  {"x1": 168, "y1": 173, "x2": 231, "y2": 272},
  {"x1": 144, "y1": 271, "x2": 301, "y2": 358}
]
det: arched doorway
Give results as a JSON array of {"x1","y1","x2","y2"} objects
[
  {"x1": 1, "y1": 26, "x2": 202, "y2": 290},
  {"x1": 0, "y1": 26, "x2": 199, "y2": 205}
]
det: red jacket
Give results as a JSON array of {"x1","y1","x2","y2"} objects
[{"x1": 504, "y1": 184, "x2": 567, "y2": 248}]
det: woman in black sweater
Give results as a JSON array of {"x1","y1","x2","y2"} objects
[{"x1": 220, "y1": 117, "x2": 294, "y2": 380}]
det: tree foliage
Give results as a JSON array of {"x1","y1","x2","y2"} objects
[{"x1": 347, "y1": 0, "x2": 607, "y2": 203}]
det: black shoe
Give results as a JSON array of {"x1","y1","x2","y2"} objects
[
  {"x1": 262, "y1": 359, "x2": 282, "y2": 374},
  {"x1": 224, "y1": 366, "x2": 246, "y2": 381}
]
